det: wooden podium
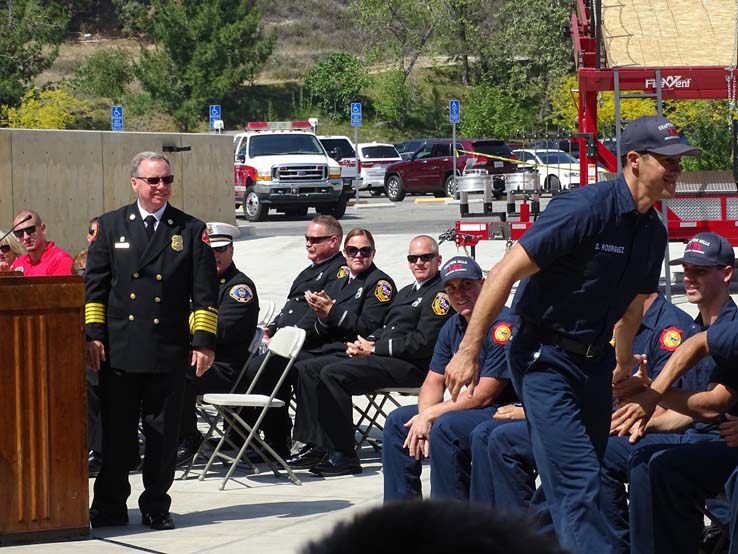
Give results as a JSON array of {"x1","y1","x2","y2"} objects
[{"x1": 0, "y1": 274, "x2": 90, "y2": 545}]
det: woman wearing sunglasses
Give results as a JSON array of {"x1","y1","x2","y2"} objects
[
  {"x1": 0, "y1": 230, "x2": 25, "y2": 271},
  {"x1": 303, "y1": 228, "x2": 396, "y2": 351}
]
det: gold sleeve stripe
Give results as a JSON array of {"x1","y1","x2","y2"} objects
[
  {"x1": 85, "y1": 303, "x2": 106, "y2": 324},
  {"x1": 188, "y1": 312, "x2": 195, "y2": 334},
  {"x1": 192, "y1": 310, "x2": 218, "y2": 334}
]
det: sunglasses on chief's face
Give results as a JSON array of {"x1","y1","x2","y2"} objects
[
  {"x1": 135, "y1": 175, "x2": 175, "y2": 185},
  {"x1": 13, "y1": 225, "x2": 37, "y2": 239},
  {"x1": 407, "y1": 253, "x2": 436, "y2": 264},
  {"x1": 345, "y1": 245, "x2": 374, "y2": 258}
]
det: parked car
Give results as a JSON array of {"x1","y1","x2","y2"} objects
[
  {"x1": 383, "y1": 139, "x2": 518, "y2": 202},
  {"x1": 356, "y1": 142, "x2": 402, "y2": 196},
  {"x1": 512, "y1": 148, "x2": 606, "y2": 191},
  {"x1": 318, "y1": 135, "x2": 357, "y2": 187},
  {"x1": 394, "y1": 139, "x2": 432, "y2": 160},
  {"x1": 529, "y1": 139, "x2": 581, "y2": 160}
]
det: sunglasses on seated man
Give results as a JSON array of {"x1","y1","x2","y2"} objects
[{"x1": 407, "y1": 253, "x2": 436, "y2": 264}]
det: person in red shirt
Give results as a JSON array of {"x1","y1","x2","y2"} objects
[{"x1": 10, "y1": 209, "x2": 73, "y2": 276}]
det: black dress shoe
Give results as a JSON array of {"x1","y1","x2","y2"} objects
[
  {"x1": 142, "y1": 512, "x2": 175, "y2": 530},
  {"x1": 88, "y1": 451, "x2": 103, "y2": 478},
  {"x1": 89, "y1": 508, "x2": 129, "y2": 528},
  {"x1": 286, "y1": 445, "x2": 328, "y2": 469},
  {"x1": 175, "y1": 433, "x2": 203, "y2": 467},
  {"x1": 309, "y1": 450, "x2": 362, "y2": 476}
]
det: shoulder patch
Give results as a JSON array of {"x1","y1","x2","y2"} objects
[
  {"x1": 201, "y1": 229, "x2": 210, "y2": 245},
  {"x1": 431, "y1": 292, "x2": 451, "y2": 316},
  {"x1": 375, "y1": 279, "x2": 393, "y2": 302},
  {"x1": 659, "y1": 327, "x2": 683, "y2": 351},
  {"x1": 491, "y1": 322, "x2": 512, "y2": 345},
  {"x1": 229, "y1": 284, "x2": 254, "y2": 303},
  {"x1": 337, "y1": 266, "x2": 349, "y2": 279}
]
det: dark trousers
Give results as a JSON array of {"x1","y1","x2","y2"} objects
[
  {"x1": 87, "y1": 367, "x2": 103, "y2": 454},
  {"x1": 726, "y1": 467, "x2": 738, "y2": 554},
  {"x1": 294, "y1": 354, "x2": 426, "y2": 454},
  {"x1": 468, "y1": 417, "x2": 516, "y2": 504},
  {"x1": 382, "y1": 405, "x2": 495, "y2": 502},
  {"x1": 508, "y1": 333, "x2": 616, "y2": 554},
  {"x1": 92, "y1": 368, "x2": 184, "y2": 516},
  {"x1": 484, "y1": 419, "x2": 536, "y2": 511},
  {"x1": 179, "y1": 363, "x2": 235, "y2": 439}
]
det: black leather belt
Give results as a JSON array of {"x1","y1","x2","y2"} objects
[{"x1": 519, "y1": 320, "x2": 605, "y2": 358}]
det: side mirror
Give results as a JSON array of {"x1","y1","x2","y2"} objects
[{"x1": 235, "y1": 154, "x2": 245, "y2": 163}]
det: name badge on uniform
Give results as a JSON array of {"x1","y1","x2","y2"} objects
[
  {"x1": 412, "y1": 297, "x2": 422, "y2": 307},
  {"x1": 115, "y1": 236, "x2": 129, "y2": 249},
  {"x1": 171, "y1": 234, "x2": 184, "y2": 252},
  {"x1": 315, "y1": 271, "x2": 323, "y2": 281},
  {"x1": 355, "y1": 286, "x2": 363, "y2": 299}
]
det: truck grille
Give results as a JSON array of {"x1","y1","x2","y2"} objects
[{"x1": 275, "y1": 165, "x2": 326, "y2": 181}]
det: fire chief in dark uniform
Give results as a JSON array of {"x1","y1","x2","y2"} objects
[{"x1": 85, "y1": 152, "x2": 218, "y2": 530}]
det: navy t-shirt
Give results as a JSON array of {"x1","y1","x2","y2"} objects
[
  {"x1": 515, "y1": 175, "x2": 667, "y2": 349},
  {"x1": 429, "y1": 306, "x2": 518, "y2": 406}
]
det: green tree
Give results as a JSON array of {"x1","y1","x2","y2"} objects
[
  {"x1": 73, "y1": 47, "x2": 134, "y2": 101},
  {"x1": 2, "y1": 87, "x2": 89, "y2": 129},
  {"x1": 0, "y1": 0, "x2": 70, "y2": 107},
  {"x1": 136, "y1": 0, "x2": 274, "y2": 131},
  {"x1": 370, "y1": 68, "x2": 413, "y2": 127},
  {"x1": 458, "y1": 82, "x2": 525, "y2": 139},
  {"x1": 304, "y1": 53, "x2": 369, "y2": 120},
  {"x1": 667, "y1": 100, "x2": 733, "y2": 171}
]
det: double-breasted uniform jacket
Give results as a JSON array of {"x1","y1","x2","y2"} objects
[
  {"x1": 266, "y1": 252, "x2": 346, "y2": 335},
  {"x1": 296, "y1": 262, "x2": 395, "y2": 351},
  {"x1": 369, "y1": 273, "x2": 454, "y2": 370},
  {"x1": 85, "y1": 202, "x2": 218, "y2": 373},
  {"x1": 211, "y1": 262, "x2": 259, "y2": 379}
]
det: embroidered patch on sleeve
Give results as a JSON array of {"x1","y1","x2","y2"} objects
[
  {"x1": 229, "y1": 284, "x2": 254, "y2": 303},
  {"x1": 659, "y1": 327, "x2": 683, "y2": 351},
  {"x1": 431, "y1": 292, "x2": 450, "y2": 316},
  {"x1": 375, "y1": 280, "x2": 393, "y2": 302},
  {"x1": 491, "y1": 322, "x2": 512, "y2": 345}
]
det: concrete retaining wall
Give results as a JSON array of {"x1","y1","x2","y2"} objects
[{"x1": 0, "y1": 128, "x2": 234, "y2": 257}]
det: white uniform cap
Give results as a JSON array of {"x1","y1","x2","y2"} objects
[{"x1": 206, "y1": 222, "x2": 240, "y2": 248}]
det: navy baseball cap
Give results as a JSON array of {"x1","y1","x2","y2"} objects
[
  {"x1": 441, "y1": 256, "x2": 483, "y2": 284},
  {"x1": 620, "y1": 115, "x2": 701, "y2": 157},
  {"x1": 670, "y1": 232, "x2": 735, "y2": 267}
]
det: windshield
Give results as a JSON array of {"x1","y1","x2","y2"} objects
[
  {"x1": 319, "y1": 138, "x2": 355, "y2": 158},
  {"x1": 361, "y1": 145, "x2": 400, "y2": 159},
  {"x1": 538, "y1": 151, "x2": 575, "y2": 164},
  {"x1": 249, "y1": 134, "x2": 325, "y2": 157}
]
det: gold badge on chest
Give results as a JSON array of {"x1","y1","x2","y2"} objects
[{"x1": 171, "y1": 234, "x2": 184, "y2": 252}]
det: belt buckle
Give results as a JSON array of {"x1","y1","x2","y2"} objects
[{"x1": 585, "y1": 344, "x2": 596, "y2": 358}]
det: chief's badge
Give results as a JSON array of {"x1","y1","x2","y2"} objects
[
  {"x1": 315, "y1": 271, "x2": 323, "y2": 281},
  {"x1": 431, "y1": 292, "x2": 450, "y2": 316},
  {"x1": 355, "y1": 286, "x2": 363, "y2": 299},
  {"x1": 171, "y1": 234, "x2": 184, "y2": 252},
  {"x1": 337, "y1": 266, "x2": 349, "y2": 279},
  {"x1": 412, "y1": 297, "x2": 423, "y2": 307},
  {"x1": 659, "y1": 327, "x2": 683, "y2": 351},
  {"x1": 230, "y1": 284, "x2": 253, "y2": 303},
  {"x1": 375, "y1": 280, "x2": 393, "y2": 303},
  {"x1": 491, "y1": 322, "x2": 512, "y2": 345}
]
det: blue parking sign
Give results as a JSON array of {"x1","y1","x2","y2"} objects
[
  {"x1": 351, "y1": 102, "x2": 362, "y2": 127},
  {"x1": 111, "y1": 106, "x2": 123, "y2": 131},
  {"x1": 209, "y1": 104, "x2": 221, "y2": 129},
  {"x1": 449, "y1": 99, "x2": 460, "y2": 124}
]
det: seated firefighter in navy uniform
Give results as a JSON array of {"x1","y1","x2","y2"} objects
[
  {"x1": 241, "y1": 227, "x2": 395, "y2": 458},
  {"x1": 176, "y1": 222, "x2": 259, "y2": 464}
]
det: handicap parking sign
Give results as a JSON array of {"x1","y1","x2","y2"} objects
[
  {"x1": 209, "y1": 104, "x2": 221, "y2": 129},
  {"x1": 449, "y1": 99, "x2": 460, "y2": 124},
  {"x1": 111, "y1": 106, "x2": 123, "y2": 131},
  {"x1": 351, "y1": 102, "x2": 362, "y2": 127}
]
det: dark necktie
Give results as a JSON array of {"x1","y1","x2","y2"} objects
[{"x1": 144, "y1": 215, "x2": 157, "y2": 241}]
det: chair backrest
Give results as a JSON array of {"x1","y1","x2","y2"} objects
[
  {"x1": 267, "y1": 326, "x2": 305, "y2": 359},
  {"x1": 257, "y1": 300, "x2": 276, "y2": 328},
  {"x1": 244, "y1": 326, "x2": 306, "y2": 396}
]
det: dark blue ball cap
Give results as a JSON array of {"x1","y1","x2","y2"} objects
[
  {"x1": 621, "y1": 115, "x2": 701, "y2": 157},
  {"x1": 669, "y1": 232, "x2": 735, "y2": 267},
  {"x1": 441, "y1": 256, "x2": 483, "y2": 284}
]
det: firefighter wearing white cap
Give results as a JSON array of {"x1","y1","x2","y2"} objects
[{"x1": 176, "y1": 222, "x2": 260, "y2": 464}]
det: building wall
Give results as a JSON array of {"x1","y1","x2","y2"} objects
[{"x1": 0, "y1": 129, "x2": 234, "y2": 257}]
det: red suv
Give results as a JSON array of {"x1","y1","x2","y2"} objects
[{"x1": 383, "y1": 139, "x2": 517, "y2": 201}]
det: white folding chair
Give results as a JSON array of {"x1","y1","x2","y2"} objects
[
  {"x1": 354, "y1": 387, "x2": 421, "y2": 450},
  {"x1": 180, "y1": 327, "x2": 265, "y2": 480},
  {"x1": 257, "y1": 300, "x2": 275, "y2": 328},
  {"x1": 199, "y1": 326, "x2": 306, "y2": 489}
]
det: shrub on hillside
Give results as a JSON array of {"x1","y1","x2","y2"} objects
[
  {"x1": 1, "y1": 87, "x2": 89, "y2": 129},
  {"x1": 73, "y1": 47, "x2": 134, "y2": 101},
  {"x1": 304, "y1": 53, "x2": 369, "y2": 120}
]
